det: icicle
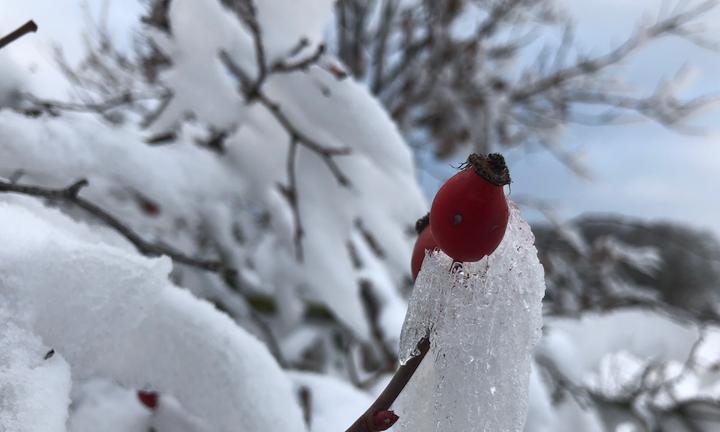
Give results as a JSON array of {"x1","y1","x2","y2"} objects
[{"x1": 396, "y1": 203, "x2": 546, "y2": 432}]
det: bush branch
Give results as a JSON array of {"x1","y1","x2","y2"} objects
[
  {"x1": 219, "y1": 49, "x2": 351, "y2": 261},
  {"x1": 0, "y1": 178, "x2": 229, "y2": 275},
  {"x1": 0, "y1": 20, "x2": 38, "y2": 50},
  {"x1": 345, "y1": 337, "x2": 430, "y2": 432}
]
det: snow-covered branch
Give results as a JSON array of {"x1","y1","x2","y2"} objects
[{"x1": 0, "y1": 177, "x2": 229, "y2": 274}]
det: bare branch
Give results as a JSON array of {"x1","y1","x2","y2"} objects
[
  {"x1": 271, "y1": 43, "x2": 326, "y2": 74},
  {"x1": 219, "y1": 49, "x2": 351, "y2": 258},
  {"x1": 370, "y1": 0, "x2": 399, "y2": 94},
  {"x1": 345, "y1": 338, "x2": 430, "y2": 432},
  {"x1": 219, "y1": 52, "x2": 352, "y2": 182},
  {"x1": 20, "y1": 90, "x2": 170, "y2": 118},
  {"x1": 475, "y1": 0, "x2": 524, "y2": 39},
  {"x1": 278, "y1": 137, "x2": 304, "y2": 261},
  {"x1": 512, "y1": 1, "x2": 718, "y2": 102},
  {"x1": 0, "y1": 20, "x2": 38, "y2": 50}
]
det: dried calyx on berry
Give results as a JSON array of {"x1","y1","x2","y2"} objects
[{"x1": 461, "y1": 153, "x2": 511, "y2": 186}]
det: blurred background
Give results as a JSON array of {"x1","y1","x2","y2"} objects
[{"x1": 1, "y1": 0, "x2": 720, "y2": 431}]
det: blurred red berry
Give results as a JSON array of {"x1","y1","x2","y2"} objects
[
  {"x1": 137, "y1": 390, "x2": 159, "y2": 410},
  {"x1": 411, "y1": 214, "x2": 438, "y2": 280}
]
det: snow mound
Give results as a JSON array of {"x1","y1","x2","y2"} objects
[
  {"x1": 0, "y1": 197, "x2": 305, "y2": 432},
  {"x1": 0, "y1": 313, "x2": 71, "y2": 432}
]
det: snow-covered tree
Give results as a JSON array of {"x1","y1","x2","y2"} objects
[{"x1": 1, "y1": 0, "x2": 720, "y2": 431}]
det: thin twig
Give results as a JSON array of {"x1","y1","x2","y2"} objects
[
  {"x1": 22, "y1": 91, "x2": 169, "y2": 116},
  {"x1": 278, "y1": 137, "x2": 304, "y2": 260},
  {"x1": 0, "y1": 20, "x2": 38, "y2": 50},
  {"x1": 219, "y1": 49, "x2": 352, "y2": 259},
  {"x1": 271, "y1": 43, "x2": 326, "y2": 74},
  {"x1": 370, "y1": 0, "x2": 398, "y2": 94},
  {"x1": 512, "y1": 1, "x2": 718, "y2": 102}
]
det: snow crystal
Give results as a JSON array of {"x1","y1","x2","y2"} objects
[
  {"x1": 0, "y1": 312, "x2": 71, "y2": 432},
  {"x1": 395, "y1": 203, "x2": 546, "y2": 432}
]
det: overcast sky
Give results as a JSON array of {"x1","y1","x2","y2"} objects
[
  {"x1": 423, "y1": 0, "x2": 720, "y2": 237},
  {"x1": 2, "y1": 0, "x2": 720, "y2": 237}
]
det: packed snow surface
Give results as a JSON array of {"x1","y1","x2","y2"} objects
[{"x1": 0, "y1": 197, "x2": 305, "y2": 432}]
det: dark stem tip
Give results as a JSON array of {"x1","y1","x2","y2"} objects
[
  {"x1": 465, "y1": 153, "x2": 511, "y2": 186},
  {"x1": 415, "y1": 213, "x2": 430, "y2": 235}
]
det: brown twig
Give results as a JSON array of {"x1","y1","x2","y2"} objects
[
  {"x1": 298, "y1": 386, "x2": 312, "y2": 427},
  {"x1": 271, "y1": 43, "x2": 326, "y2": 74},
  {"x1": 512, "y1": 1, "x2": 718, "y2": 102},
  {"x1": 345, "y1": 337, "x2": 430, "y2": 432},
  {"x1": 0, "y1": 20, "x2": 38, "y2": 50},
  {"x1": 359, "y1": 281, "x2": 396, "y2": 368},
  {"x1": 21, "y1": 91, "x2": 170, "y2": 117},
  {"x1": 0, "y1": 178, "x2": 229, "y2": 275}
]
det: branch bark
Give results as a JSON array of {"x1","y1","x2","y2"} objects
[
  {"x1": 345, "y1": 337, "x2": 430, "y2": 432},
  {"x1": 0, "y1": 20, "x2": 37, "y2": 50}
]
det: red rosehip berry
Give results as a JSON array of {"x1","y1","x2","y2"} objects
[
  {"x1": 137, "y1": 390, "x2": 159, "y2": 411},
  {"x1": 411, "y1": 213, "x2": 438, "y2": 280},
  {"x1": 429, "y1": 153, "x2": 510, "y2": 262}
]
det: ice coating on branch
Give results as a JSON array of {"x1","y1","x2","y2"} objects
[{"x1": 396, "y1": 204, "x2": 546, "y2": 432}]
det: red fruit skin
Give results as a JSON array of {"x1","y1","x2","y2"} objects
[
  {"x1": 137, "y1": 390, "x2": 159, "y2": 411},
  {"x1": 430, "y1": 168, "x2": 509, "y2": 262},
  {"x1": 411, "y1": 226, "x2": 438, "y2": 280}
]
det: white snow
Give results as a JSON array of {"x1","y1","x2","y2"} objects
[
  {"x1": 0, "y1": 197, "x2": 306, "y2": 432},
  {"x1": 1, "y1": 0, "x2": 426, "y2": 345},
  {"x1": 68, "y1": 379, "x2": 208, "y2": 432},
  {"x1": 0, "y1": 312, "x2": 71, "y2": 432},
  {"x1": 395, "y1": 203, "x2": 546, "y2": 432},
  {"x1": 288, "y1": 372, "x2": 374, "y2": 432}
]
